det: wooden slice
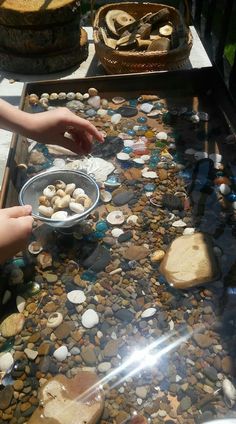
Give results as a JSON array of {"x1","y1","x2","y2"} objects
[
  {"x1": 0, "y1": 0, "x2": 80, "y2": 26},
  {"x1": 0, "y1": 27, "x2": 88, "y2": 74}
]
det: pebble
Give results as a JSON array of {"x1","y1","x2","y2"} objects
[
  {"x1": 81, "y1": 309, "x2": 99, "y2": 328},
  {"x1": 111, "y1": 113, "x2": 122, "y2": 125},
  {"x1": 24, "y1": 348, "x2": 38, "y2": 360},
  {"x1": 111, "y1": 228, "x2": 124, "y2": 238},
  {"x1": 97, "y1": 362, "x2": 111, "y2": 373},
  {"x1": 0, "y1": 352, "x2": 14, "y2": 371},
  {"x1": 140, "y1": 103, "x2": 154, "y2": 113},
  {"x1": 53, "y1": 345, "x2": 68, "y2": 361},
  {"x1": 141, "y1": 308, "x2": 157, "y2": 318},
  {"x1": 67, "y1": 290, "x2": 86, "y2": 304},
  {"x1": 0, "y1": 313, "x2": 25, "y2": 337},
  {"x1": 16, "y1": 295, "x2": 26, "y2": 313},
  {"x1": 0, "y1": 386, "x2": 13, "y2": 410}
]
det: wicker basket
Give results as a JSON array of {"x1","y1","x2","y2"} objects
[{"x1": 93, "y1": 2, "x2": 193, "y2": 74}]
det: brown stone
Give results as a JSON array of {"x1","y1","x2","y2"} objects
[
  {"x1": 193, "y1": 334, "x2": 212, "y2": 349},
  {"x1": 122, "y1": 245, "x2": 149, "y2": 261},
  {"x1": 38, "y1": 342, "x2": 52, "y2": 356},
  {"x1": 222, "y1": 355, "x2": 235, "y2": 375},
  {"x1": 13, "y1": 380, "x2": 24, "y2": 391},
  {"x1": 54, "y1": 322, "x2": 72, "y2": 340},
  {"x1": 0, "y1": 386, "x2": 13, "y2": 410}
]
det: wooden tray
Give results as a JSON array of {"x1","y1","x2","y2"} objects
[{"x1": 1, "y1": 67, "x2": 236, "y2": 208}]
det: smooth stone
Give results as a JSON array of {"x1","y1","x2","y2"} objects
[
  {"x1": 156, "y1": 131, "x2": 168, "y2": 140},
  {"x1": 85, "y1": 108, "x2": 97, "y2": 117},
  {"x1": 219, "y1": 183, "x2": 231, "y2": 195},
  {"x1": 100, "y1": 190, "x2": 112, "y2": 203},
  {"x1": 0, "y1": 386, "x2": 14, "y2": 410},
  {"x1": 87, "y1": 95, "x2": 101, "y2": 109},
  {"x1": 66, "y1": 100, "x2": 84, "y2": 111},
  {"x1": 160, "y1": 233, "x2": 220, "y2": 289},
  {"x1": 114, "y1": 309, "x2": 134, "y2": 323},
  {"x1": 116, "y1": 152, "x2": 130, "y2": 161},
  {"x1": 193, "y1": 334, "x2": 213, "y2": 348},
  {"x1": 111, "y1": 113, "x2": 122, "y2": 125},
  {"x1": 111, "y1": 228, "x2": 124, "y2": 238},
  {"x1": 103, "y1": 340, "x2": 119, "y2": 358},
  {"x1": 122, "y1": 245, "x2": 149, "y2": 261},
  {"x1": 97, "y1": 108, "x2": 107, "y2": 117},
  {"x1": 81, "y1": 346, "x2": 97, "y2": 365},
  {"x1": 118, "y1": 231, "x2": 132, "y2": 243},
  {"x1": 113, "y1": 191, "x2": 134, "y2": 206},
  {"x1": 0, "y1": 313, "x2": 25, "y2": 337},
  {"x1": 141, "y1": 308, "x2": 157, "y2": 318},
  {"x1": 140, "y1": 103, "x2": 154, "y2": 114},
  {"x1": 183, "y1": 228, "x2": 195, "y2": 235},
  {"x1": 117, "y1": 106, "x2": 138, "y2": 117},
  {"x1": 97, "y1": 362, "x2": 111, "y2": 373},
  {"x1": 136, "y1": 386, "x2": 148, "y2": 399},
  {"x1": 0, "y1": 352, "x2": 14, "y2": 371},
  {"x1": 24, "y1": 348, "x2": 38, "y2": 360},
  {"x1": 16, "y1": 295, "x2": 26, "y2": 313},
  {"x1": 82, "y1": 309, "x2": 99, "y2": 329},
  {"x1": 28, "y1": 371, "x2": 104, "y2": 424},
  {"x1": 92, "y1": 136, "x2": 124, "y2": 158},
  {"x1": 53, "y1": 345, "x2": 68, "y2": 361},
  {"x1": 150, "y1": 250, "x2": 165, "y2": 262},
  {"x1": 67, "y1": 290, "x2": 86, "y2": 304}
]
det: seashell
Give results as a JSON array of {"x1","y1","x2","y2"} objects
[
  {"x1": 172, "y1": 219, "x2": 187, "y2": 227},
  {"x1": 58, "y1": 92, "x2": 67, "y2": 100},
  {"x1": 54, "y1": 194, "x2": 71, "y2": 209},
  {"x1": 100, "y1": 190, "x2": 112, "y2": 203},
  {"x1": 117, "y1": 152, "x2": 130, "y2": 161},
  {"x1": 40, "y1": 93, "x2": 50, "y2": 99},
  {"x1": 88, "y1": 87, "x2": 98, "y2": 97},
  {"x1": 0, "y1": 352, "x2": 14, "y2": 372},
  {"x1": 66, "y1": 92, "x2": 76, "y2": 100},
  {"x1": 72, "y1": 188, "x2": 85, "y2": 199},
  {"x1": 156, "y1": 131, "x2": 168, "y2": 140},
  {"x1": 75, "y1": 92, "x2": 83, "y2": 101},
  {"x1": 219, "y1": 183, "x2": 231, "y2": 195},
  {"x1": 56, "y1": 189, "x2": 66, "y2": 198},
  {"x1": 49, "y1": 92, "x2": 58, "y2": 100},
  {"x1": 81, "y1": 309, "x2": 99, "y2": 329},
  {"x1": 67, "y1": 290, "x2": 86, "y2": 304},
  {"x1": 222, "y1": 378, "x2": 236, "y2": 408},
  {"x1": 76, "y1": 195, "x2": 92, "y2": 209},
  {"x1": 101, "y1": 98, "x2": 109, "y2": 108},
  {"x1": 141, "y1": 308, "x2": 156, "y2": 318},
  {"x1": 28, "y1": 241, "x2": 43, "y2": 255},
  {"x1": 111, "y1": 228, "x2": 124, "y2": 238},
  {"x1": 47, "y1": 312, "x2": 63, "y2": 328},
  {"x1": 159, "y1": 23, "x2": 173, "y2": 36},
  {"x1": 29, "y1": 94, "x2": 39, "y2": 105},
  {"x1": 54, "y1": 180, "x2": 66, "y2": 190},
  {"x1": 112, "y1": 96, "x2": 126, "y2": 104},
  {"x1": 83, "y1": 93, "x2": 89, "y2": 100},
  {"x1": 133, "y1": 158, "x2": 145, "y2": 166},
  {"x1": 16, "y1": 295, "x2": 26, "y2": 313},
  {"x1": 142, "y1": 168, "x2": 158, "y2": 179},
  {"x1": 69, "y1": 202, "x2": 85, "y2": 214},
  {"x1": 38, "y1": 205, "x2": 54, "y2": 218},
  {"x1": 127, "y1": 215, "x2": 139, "y2": 225},
  {"x1": 65, "y1": 183, "x2": 76, "y2": 195},
  {"x1": 183, "y1": 228, "x2": 195, "y2": 235},
  {"x1": 107, "y1": 210, "x2": 124, "y2": 225},
  {"x1": 38, "y1": 195, "x2": 51, "y2": 207},
  {"x1": 115, "y1": 11, "x2": 135, "y2": 28},
  {"x1": 51, "y1": 211, "x2": 68, "y2": 220},
  {"x1": 39, "y1": 98, "x2": 49, "y2": 108},
  {"x1": 43, "y1": 185, "x2": 56, "y2": 199},
  {"x1": 53, "y1": 345, "x2": 68, "y2": 361}
]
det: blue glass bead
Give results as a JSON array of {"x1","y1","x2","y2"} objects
[
  {"x1": 122, "y1": 147, "x2": 133, "y2": 154},
  {"x1": 107, "y1": 109, "x2": 115, "y2": 116},
  {"x1": 144, "y1": 183, "x2": 156, "y2": 192},
  {"x1": 140, "y1": 125, "x2": 148, "y2": 132},
  {"x1": 127, "y1": 129, "x2": 136, "y2": 136},
  {"x1": 93, "y1": 231, "x2": 106, "y2": 239},
  {"x1": 81, "y1": 270, "x2": 97, "y2": 282},
  {"x1": 226, "y1": 193, "x2": 236, "y2": 202},
  {"x1": 137, "y1": 116, "x2": 147, "y2": 124},
  {"x1": 158, "y1": 275, "x2": 167, "y2": 284},
  {"x1": 96, "y1": 221, "x2": 109, "y2": 232},
  {"x1": 9, "y1": 258, "x2": 26, "y2": 268}
]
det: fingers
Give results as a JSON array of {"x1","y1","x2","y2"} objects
[
  {"x1": 68, "y1": 115, "x2": 104, "y2": 143},
  {"x1": 3, "y1": 205, "x2": 32, "y2": 218},
  {"x1": 16, "y1": 215, "x2": 34, "y2": 238}
]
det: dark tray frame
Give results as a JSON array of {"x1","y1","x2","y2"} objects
[{"x1": 1, "y1": 67, "x2": 236, "y2": 208}]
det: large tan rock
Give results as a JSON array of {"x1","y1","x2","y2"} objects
[
  {"x1": 159, "y1": 232, "x2": 220, "y2": 289},
  {"x1": 28, "y1": 371, "x2": 104, "y2": 424}
]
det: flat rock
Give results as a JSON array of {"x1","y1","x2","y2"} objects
[
  {"x1": 122, "y1": 245, "x2": 149, "y2": 261},
  {"x1": 81, "y1": 345, "x2": 97, "y2": 365},
  {"x1": 159, "y1": 233, "x2": 219, "y2": 289},
  {"x1": 83, "y1": 245, "x2": 111, "y2": 272},
  {"x1": 193, "y1": 334, "x2": 212, "y2": 349},
  {"x1": 0, "y1": 313, "x2": 25, "y2": 337},
  {"x1": 0, "y1": 385, "x2": 13, "y2": 410},
  {"x1": 113, "y1": 190, "x2": 134, "y2": 206}
]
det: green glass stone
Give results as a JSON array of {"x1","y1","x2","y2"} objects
[{"x1": 0, "y1": 337, "x2": 15, "y2": 353}]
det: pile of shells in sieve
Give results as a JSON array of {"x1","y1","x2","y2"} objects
[
  {"x1": 99, "y1": 7, "x2": 188, "y2": 52},
  {"x1": 38, "y1": 180, "x2": 92, "y2": 220}
]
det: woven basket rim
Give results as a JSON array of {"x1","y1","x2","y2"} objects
[{"x1": 93, "y1": 2, "x2": 192, "y2": 58}]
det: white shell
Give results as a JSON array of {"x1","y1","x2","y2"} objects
[
  {"x1": 38, "y1": 205, "x2": 54, "y2": 217},
  {"x1": 117, "y1": 152, "x2": 130, "y2": 161},
  {"x1": 67, "y1": 290, "x2": 86, "y2": 304},
  {"x1": 133, "y1": 158, "x2": 145, "y2": 165},
  {"x1": 43, "y1": 185, "x2": 56, "y2": 199},
  {"x1": 140, "y1": 103, "x2": 154, "y2": 113},
  {"x1": 100, "y1": 190, "x2": 112, "y2": 203},
  {"x1": 47, "y1": 312, "x2": 63, "y2": 328},
  {"x1": 16, "y1": 295, "x2": 26, "y2": 313},
  {"x1": 73, "y1": 188, "x2": 85, "y2": 198},
  {"x1": 65, "y1": 183, "x2": 76, "y2": 195},
  {"x1": 183, "y1": 228, "x2": 195, "y2": 235},
  {"x1": 219, "y1": 183, "x2": 231, "y2": 195},
  {"x1": 106, "y1": 210, "x2": 125, "y2": 225},
  {"x1": 82, "y1": 309, "x2": 99, "y2": 328},
  {"x1": 172, "y1": 219, "x2": 187, "y2": 227},
  {"x1": 141, "y1": 308, "x2": 156, "y2": 318},
  {"x1": 156, "y1": 131, "x2": 168, "y2": 140},
  {"x1": 142, "y1": 168, "x2": 158, "y2": 179},
  {"x1": 28, "y1": 241, "x2": 43, "y2": 255},
  {"x1": 111, "y1": 228, "x2": 124, "y2": 238},
  {"x1": 51, "y1": 211, "x2": 68, "y2": 220},
  {"x1": 0, "y1": 352, "x2": 14, "y2": 372},
  {"x1": 53, "y1": 345, "x2": 68, "y2": 361},
  {"x1": 127, "y1": 215, "x2": 139, "y2": 225},
  {"x1": 222, "y1": 378, "x2": 236, "y2": 408},
  {"x1": 55, "y1": 194, "x2": 71, "y2": 209},
  {"x1": 69, "y1": 202, "x2": 85, "y2": 214}
]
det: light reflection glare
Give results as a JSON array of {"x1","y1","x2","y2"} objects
[{"x1": 51, "y1": 328, "x2": 193, "y2": 422}]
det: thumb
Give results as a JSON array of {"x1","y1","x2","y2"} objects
[{"x1": 4, "y1": 205, "x2": 32, "y2": 218}]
